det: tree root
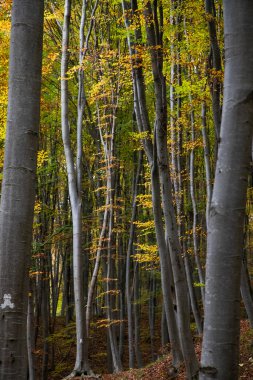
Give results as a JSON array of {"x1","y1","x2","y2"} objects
[{"x1": 62, "y1": 369, "x2": 101, "y2": 379}]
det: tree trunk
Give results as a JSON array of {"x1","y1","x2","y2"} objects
[
  {"x1": 0, "y1": 1, "x2": 44, "y2": 378},
  {"x1": 126, "y1": 151, "x2": 142, "y2": 368},
  {"x1": 184, "y1": 245, "x2": 203, "y2": 335},
  {"x1": 161, "y1": 304, "x2": 169, "y2": 347},
  {"x1": 201, "y1": 102, "x2": 213, "y2": 227},
  {"x1": 60, "y1": 0, "x2": 90, "y2": 374},
  {"x1": 86, "y1": 186, "x2": 110, "y2": 335},
  {"x1": 106, "y1": 170, "x2": 122, "y2": 373},
  {"x1": 133, "y1": 262, "x2": 143, "y2": 368},
  {"x1": 148, "y1": 272, "x2": 156, "y2": 361},
  {"x1": 189, "y1": 104, "x2": 205, "y2": 302},
  {"x1": 200, "y1": 2, "x2": 253, "y2": 378}
]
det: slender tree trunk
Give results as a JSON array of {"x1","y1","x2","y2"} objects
[
  {"x1": 0, "y1": 1, "x2": 44, "y2": 378},
  {"x1": 189, "y1": 105, "x2": 205, "y2": 302},
  {"x1": 133, "y1": 262, "x2": 143, "y2": 368},
  {"x1": 86, "y1": 188, "x2": 110, "y2": 335},
  {"x1": 200, "y1": 2, "x2": 253, "y2": 378},
  {"x1": 161, "y1": 304, "x2": 169, "y2": 347},
  {"x1": 116, "y1": 189, "x2": 125, "y2": 361},
  {"x1": 170, "y1": 0, "x2": 179, "y2": 210},
  {"x1": 126, "y1": 151, "x2": 142, "y2": 368},
  {"x1": 106, "y1": 167, "x2": 122, "y2": 373},
  {"x1": 183, "y1": 245, "x2": 203, "y2": 335},
  {"x1": 61, "y1": 0, "x2": 90, "y2": 374},
  {"x1": 148, "y1": 272, "x2": 156, "y2": 361},
  {"x1": 201, "y1": 102, "x2": 212, "y2": 227}
]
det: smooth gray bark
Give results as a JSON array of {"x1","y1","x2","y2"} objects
[
  {"x1": 86, "y1": 191, "x2": 109, "y2": 335},
  {"x1": 170, "y1": 1, "x2": 179, "y2": 212},
  {"x1": 105, "y1": 158, "x2": 122, "y2": 372},
  {"x1": 60, "y1": 0, "x2": 90, "y2": 374},
  {"x1": 161, "y1": 304, "x2": 169, "y2": 347},
  {"x1": 133, "y1": 262, "x2": 143, "y2": 368},
  {"x1": 0, "y1": 1, "x2": 44, "y2": 378},
  {"x1": 189, "y1": 105, "x2": 205, "y2": 303},
  {"x1": 60, "y1": 0, "x2": 98, "y2": 375},
  {"x1": 201, "y1": 102, "x2": 212, "y2": 227},
  {"x1": 86, "y1": 78, "x2": 117, "y2": 335},
  {"x1": 126, "y1": 151, "x2": 142, "y2": 368},
  {"x1": 95, "y1": 71, "x2": 122, "y2": 372},
  {"x1": 86, "y1": 106, "x2": 111, "y2": 333},
  {"x1": 200, "y1": 1, "x2": 253, "y2": 378},
  {"x1": 148, "y1": 272, "x2": 156, "y2": 361}
]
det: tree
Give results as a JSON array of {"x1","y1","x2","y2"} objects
[
  {"x1": 61, "y1": 0, "x2": 89, "y2": 375},
  {"x1": 60, "y1": 0, "x2": 98, "y2": 375},
  {"x1": 0, "y1": 0, "x2": 44, "y2": 378},
  {"x1": 200, "y1": 1, "x2": 253, "y2": 378}
]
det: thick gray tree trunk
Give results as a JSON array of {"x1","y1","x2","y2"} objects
[
  {"x1": 200, "y1": 1, "x2": 253, "y2": 378},
  {"x1": 0, "y1": 1, "x2": 44, "y2": 378}
]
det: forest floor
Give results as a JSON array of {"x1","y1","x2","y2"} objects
[
  {"x1": 102, "y1": 320, "x2": 253, "y2": 379},
  {"x1": 40, "y1": 318, "x2": 253, "y2": 379}
]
